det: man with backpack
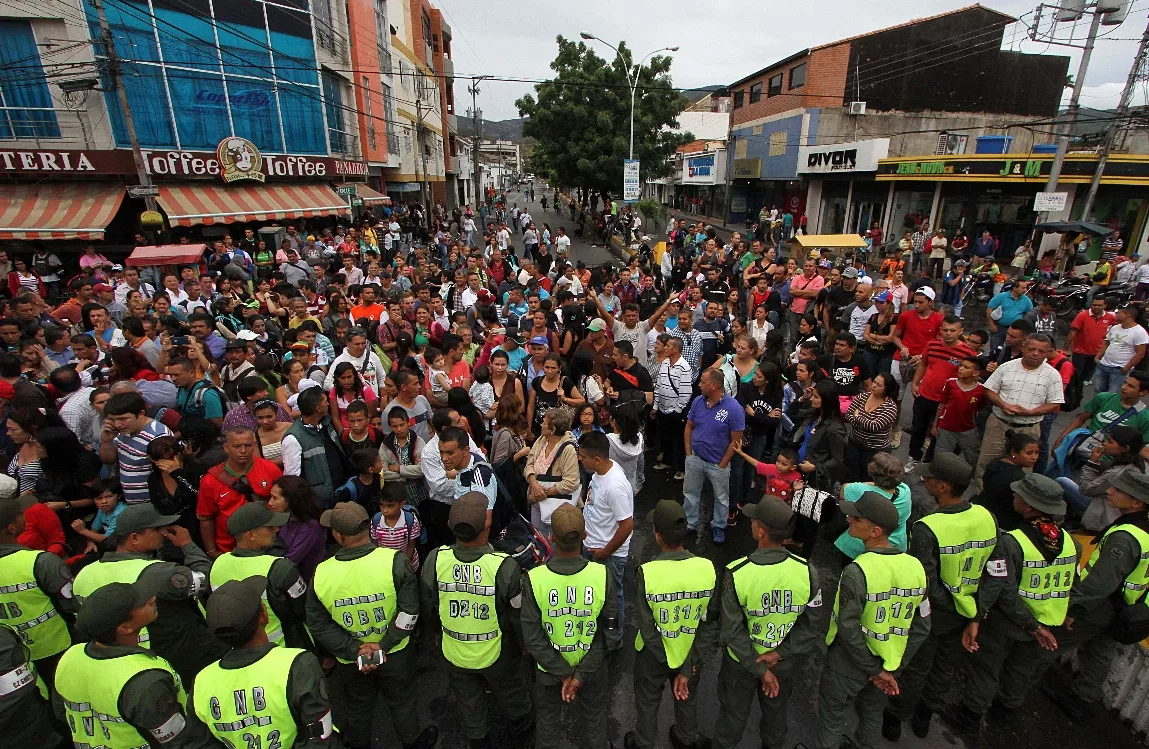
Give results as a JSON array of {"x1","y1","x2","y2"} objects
[
  {"x1": 166, "y1": 357, "x2": 225, "y2": 425},
  {"x1": 196, "y1": 426, "x2": 281, "y2": 558}
]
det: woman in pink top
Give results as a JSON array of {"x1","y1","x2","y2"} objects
[{"x1": 79, "y1": 246, "x2": 113, "y2": 280}]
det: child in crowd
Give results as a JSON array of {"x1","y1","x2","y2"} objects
[
  {"x1": 381, "y1": 406, "x2": 430, "y2": 508},
  {"x1": 468, "y1": 364, "x2": 496, "y2": 430},
  {"x1": 728, "y1": 445, "x2": 803, "y2": 522},
  {"x1": 426, "y1": 347, "x2": 451, "y2": 404},
  {"x1": 370, "y1": 480, "x2": 423, "y2": 571},
  {"x1": 340, "y1": 401, "x2": 383, "y2": 454},
  {"x1": 931, "y1": 355, "x2": 987, "y2": 465},
  {"x1": 570, "y1": 403, "x2": 605, "y2": 444},
  {"x1": 70, "y1": 479, "x2": 124, "y2": 552},
  {"x1": 334, "y1": 448, "x2": 382, "y2": 513}
]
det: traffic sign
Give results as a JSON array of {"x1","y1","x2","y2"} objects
[
  {"x1": 623, "y1": 159, "x2": 640, "y2": 202},
  {"x1": 127, "y1": 185, "x2": 160, "y2": 198},
  {"x1": 352, "y1": 197, "x2": 363, "y2": 207},
  {"x1": 1033, "y1": 191, "x2": 1068, "y2": 212},
  {"x1": 336, "y1": 185, "x2": 358, "y2": 197}
]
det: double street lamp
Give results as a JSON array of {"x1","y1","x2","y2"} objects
[{"x1": 579, "y1": 32, "x2": 678, "y2": 160}]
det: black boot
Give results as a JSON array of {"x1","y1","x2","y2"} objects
[
  {"x1": 403, "y1": 725, "x2": 439, "y2": 749},
  {"x1": 910, "y1": 703, "x2": 933, "y2": 738},
  {"x1": 509, "y1": 714, "x2": 535, "y2": 746},
  {"x1": 623, "y1": 731, "x2": 638, "y2": 749},
  {"x1": 988, "y1": 697, "x2": 1016, "y2": 725},
  {"x1": 1040, "y1": 681, "x2": 1094, "y2": 723},
  {"x1": 941, "y1": 703, "x2": 984, "y2": 733},
  {"x1": 468, "y1": 737, "x2": 488, "y2": 749},
  {"x1": 881, "y1": 710, "x2": 901, "y2": 741}
]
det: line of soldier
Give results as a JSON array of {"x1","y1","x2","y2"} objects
[{"x1": 1, "y1": 446, "x2": 1147, "y2": 749}]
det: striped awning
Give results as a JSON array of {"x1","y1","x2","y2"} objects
[
  {"x1": 0, "y1": 183, "x2": 126, "y2": 240},
  {"x1": 157, "y1": 183, "x2": 347, "y2": 227},
  {"x1": 353, "y1": 184, "x2": 391, "y2": 204}
]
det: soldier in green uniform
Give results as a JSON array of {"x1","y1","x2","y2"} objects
[
  {"x1": 0, "y1": 486, "x2": 74, "y2": 689},
  {"x1": 209, "y1": 503, "x2": 310, "y2": 648},
  {"x1": 815, "y1": 491, "x2": 931, "y2": 749},
  {"x1": 624, "y1": 500, "x2": 719, "y2": 749},
  {"x1": 421, "y1": 492, "x2": 534, "y2": 749},
  {"x1": 945, "y1": 473, "x2": 1079, "y2": 731},
  {"x1": 0, "y1": 622, "x2": 64, "y2": 748},
  {"x1": 713, "y1": 498, "x2": 827, "y2": 749},
  {"x1": 521, "y1": 503, "x2": 617, "y2": 749},
  {"x1": 884, "y1": 454, "x2": 997, "y2": 740},
  {"x1": 306, "y1": 502, "x2": 437, "y2": 749},
  {"x1": 1039, "y1": 470, "x2": 1149, "y2": 723},
  {"x1": 53, "y1": 579, "x2": 220, "y2": 749},
  {"x1": 191, "y1": 577, "x2": 339, "y2": 748},
  {"x1": 71, "y1": 503, "x2": 228, "y2": 684}
]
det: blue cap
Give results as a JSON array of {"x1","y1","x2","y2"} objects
[
  {"x1": 529, "y1": 335, "x2": 550, "y2": 347},
  {"x1": 875, "y1": 291, "x2": 892, "y2": 302}
]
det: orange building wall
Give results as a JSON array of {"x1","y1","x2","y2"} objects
[{"x1": 346, "y1": 0, "x2": 388, "y2": 162}]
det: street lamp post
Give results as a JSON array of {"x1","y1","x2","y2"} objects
[{"x1": 580, "y1": 33, "x2": 678, "y2": 160}]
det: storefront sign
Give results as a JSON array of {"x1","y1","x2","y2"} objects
[
  {"x1": 798, "y1": 138, "x2": 889, "y2": 174},
  {"x1": 683, "y1": 154, "x2": 720, "y2": 185},
  {"x1": 877, "y1": 154, "x2": 1149, "y2": 184},
  {"x1": 0, "y1": 144, "x2": 367, "y2": 181},
  {"x1": 732, "y1": 158, "x2": 761, "y2": 179},
  {"x1": 1034, "y1": 191, "x2": 1068, "y2": 212},
  {"x1": 218, "y1": 137, "x2": 265, "y2": 183},
  {"x1": 623, "y1": 159, "x2": 640, "y2": 202}
]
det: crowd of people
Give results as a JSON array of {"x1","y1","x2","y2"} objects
[{"x1": 0, "y1": 189, "x2": 1146, "y2": 749}]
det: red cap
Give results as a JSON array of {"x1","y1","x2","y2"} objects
[
  {"x1": 0, "y1": 381, "x2": 15, "y2": 400},
  {"x1": 93, "y1": 283, "x2": 114, "y2": 293},
  {"x1": 477, "y1": 289, "x2": 493, "y2": 304}
]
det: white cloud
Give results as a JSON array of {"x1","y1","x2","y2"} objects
[{"x1": 1073, "y1": 81, "x2": 1125, "y2": 108}]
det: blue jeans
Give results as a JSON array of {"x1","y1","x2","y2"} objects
[
  {"x1": 1033, "y1": 411, "x2": 1058, "y2": 476},
  {"x1": 1055, "y1": 477, "x2": 1091, "y2": 516},
  {"x1": 683, "y1": 454, "x2": 731, "y2": 531},
  {"x1": 1094, "y1": 362, "x2": 1125, "y2": 394},
  {"x1": 582, "y1": 548, "x2": 627, "y2": 644},
  {"x1": 730, "y1": 433, "x2": 770, "y2": 511}
]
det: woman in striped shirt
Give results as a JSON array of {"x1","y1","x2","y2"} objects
[{"x1": 843, "y1": 372, "x2": 901, "y2": 482}]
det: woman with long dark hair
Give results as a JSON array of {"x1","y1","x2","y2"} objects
[
  {"x1": 6, "y1": 407, "x2": 52, "y2": 494},
  {"x1": 1056, "y1": 425, "x2": 1145, "y2": 530},
  {"x1": 146, "y1": 435, "x2": 203, "y2": 547},
  {"x1": 972, "y1": 429, "x2": 1039, "y2": 531},
  {"x1": 731, "y1": 361, "x2": 784, "y2": 517},
  {"x1": 328, "y1": 360, "x2": 375, "y2": 429},
  {"x1": 447, "y1": 387, "x2": 487, "y2": 446},
  {"x1": 843, "y1": 371, "x2": 900, "y2": 482},
  {"x1": 267, "y1": 475, "x2": 326, "y2": 580},
  {"x1": 32, "y1": 426, "x2": 101, "y2": 534},
  {"x1": 791, "y1": 379, "x2": 847, "y2": 558}
]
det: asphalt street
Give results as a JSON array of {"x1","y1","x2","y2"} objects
[{"x1": 363, "y1": 191, "x2": 1146, "y2": 749}]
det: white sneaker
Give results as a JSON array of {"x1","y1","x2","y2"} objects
[{"x1": 903, "y1": 458, "x2": 917, "y2": 474}]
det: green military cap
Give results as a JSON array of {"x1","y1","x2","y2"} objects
[
  {"x1": 646, "y1": 499, "x2": 687, "y2": 536},
  {"x1": 227, "y1": 502, "x2": 290, "y2": 537},
  {"x1": 1010, "y1": 474, "x2": 1067, "y2": 517},
  {"x1": 75, "y1": 581, "x2": 155, "y2": 640},
  {"x1": 551, "y1": 503, "x2": 585, "y2": 542},
  {"x1": 320, "y1": 502, "x2": 370, "y2": 535},
  {"x1": 1111, "y1": 471, "x2": 1149, "y2": 505},
  {"x1": 205, "y1": 576, "x2": 267, "y2": 645},
  {"x1": 116, "y1": 504, "x2": 181, "y2": 536},
  {"x1": 840, "y1": 490, "x2": 900, "y2": 533},
  {"x1": 917, "y1": 453, "x2": 973, "y2": 488},
  {"x1": 742, "y1": 497, "x2": 795, "y2": 530},
  {"x1": 0, "y1": 490, "x2": 35, "y2": 529},
  {"x1": 449, "y1": 492, "x2": 489, "y2": 540}
]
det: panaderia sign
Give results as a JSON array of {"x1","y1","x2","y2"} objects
[{"x1": 0, "y1": 143, "x2": 367, "y2": 181}]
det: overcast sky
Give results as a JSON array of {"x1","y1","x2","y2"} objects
[{"x1": 434, "y1": 0, "x2": 1146, "y2": 122}]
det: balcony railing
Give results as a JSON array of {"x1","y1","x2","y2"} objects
[
  {"x1": 0, "y1": 107, "x2": 103, "y2": 148},
  {"x1": 328, "y1": 127, "x2": 360, "y2": 158}
]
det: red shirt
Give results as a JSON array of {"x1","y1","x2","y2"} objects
[
  {"x1": 894, "y1": 310, "x2": 943, "y2": 360},
  {"x1": 937, "y1": 378, "x2": 987, "y2": 432},
  {"x1": 349, "y1": 303, "x2": 386, "y2": 323},
  {"x1": 919, "y1": 340, "x2": 977, "y2": 401},
  {"x1": 447, "y1": 359, "x2": 471, "y2": 388},
  {"x1": 18, "y1": 502, "x2": 66, "y2": 557},
  {"x1": 754, "y1": 462, "x2": 803, "y2": 503},
  {"x1": 196, "y1": 457, "x2": 282, "y2": 553},
  {"x1": 1069, "y1": 310, "x2": 1116, "y2": 355}
]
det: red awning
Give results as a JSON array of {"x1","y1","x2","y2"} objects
[
  {"x1": 157, "y1": 183, "x2": 347, "y2": 227},
  {"x1": 353, "y1": 184, "x2": 391, "y2": 204},
  {"x1": 126, "y1": 244, "x2": 207, "y2": 267},
  {"x1": 0, "y1": 183, "x2": 125, "y2": 240}
]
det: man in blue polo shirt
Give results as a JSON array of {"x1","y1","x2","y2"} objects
[
  {"x1": 986, "y1": 278, "x2": 1033, "y2": 353},
  {"x1": 683, "y1": 368, "x2": 745, "y2": 544}
]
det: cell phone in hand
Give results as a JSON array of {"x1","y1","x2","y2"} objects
[
  {"x1": 357, "y1": 650, "x2": 384, "y2": 670},
  {"x1": 172, "y1": 335, "x2": 190, "y2": 346}
]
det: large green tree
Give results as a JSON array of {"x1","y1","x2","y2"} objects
[{"x1": 516, "y1": 36, "x2": 692, "y2": 197}]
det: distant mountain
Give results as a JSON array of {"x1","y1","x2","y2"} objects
[
  {"x1": 457, "y1": 116, "x2": 525, "y2": 141},
  {"x1": 682, "y1": 85, "x2": 723, "y2": 105}
]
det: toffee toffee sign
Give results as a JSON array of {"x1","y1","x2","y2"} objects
[{"x1": 0, "y1": 138, "x2": 367, "y2": 181}]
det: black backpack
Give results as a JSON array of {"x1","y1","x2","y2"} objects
[{"x1": 1056, "y1": 355, "x2": 1083, "y2": 412}]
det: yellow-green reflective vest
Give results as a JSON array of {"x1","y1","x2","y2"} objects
[
  {"x1": 635, "y1": 557, "x2": 716, "y2": 670},
  {"x1": 916, "y1": 505, "x2": 997, "y2": 618},
  {"x1": 435, "y1": 547, "x2": 506, "y2": 669},
  {"x1": 826, "y1": 551, "x2": 926, "y2": 672},
  {"x1": 1008, "y1": 528, "x2": 1075, "y2": 626},
  {"x1": 0, "y1": 623, "x2": 47, "y2": 700},
  {"x1": 1082, "y1": 522, "x2": 1149, "y2": 606},
  {"x1": 527, "y1": 561, "x2": 607, "y2": 668},
  {"x1": 210, "y1": 554, "x2": 283, "y2": 644},
  {"x1": 726, "y1": 553, "x2": 812, "y2": 660},
  {"x1": 0, "y1": 549, "x2": 71, "y2": 660},
  {"x1": 312, "y1": 547, "x2": 404, "y2": 663},
  {"x1": 73, "y1": 558, "x2": 160, "y2": 649},
  {"x1": 56, "y1": 643, "x2": 185, "y2": 749},
  {"x1": 192, "y1": 647, "x2": 302, "y2": 749}
]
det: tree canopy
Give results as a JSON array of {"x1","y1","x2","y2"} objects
[{"x1": 516, "y1": 36, "x2": 692, "y2": 197}]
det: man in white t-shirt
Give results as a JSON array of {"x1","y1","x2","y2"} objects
[
  {"x1": 554, "y1": 227, "x2": 572, "y2": 255},
  {"x1": 497, "y1": 224, "x2": 511, "y2": 252},
  {"x1": 1096, "y1": 304, "x2": 1149, "y2": 393},
  {"x1": 578, "y1": 430, "x2": 633, "y2": 647}
]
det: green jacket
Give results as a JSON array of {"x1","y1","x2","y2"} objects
[
  {"x1": 421, "y1": 544, "x2": 523, "y2": 652},
  {"x1": 909, "y1": 501, "x2": 990, "y2": 620},
  {"x1": 720, "y1": 547, "x2": 828, "y2": 678},
  {"x1": 0, "y1": 542, "x2": 76, "y2": 634},
  {"x1": 634, "y1": 549, "x2": 720, "y2": 677},
  {"x1": 1069, "y1": 517, "x2": 1144, "y2": 628},
  {"x1": 221, "y1": 549, "x2": 310, "y2": 649},
  {"x1": 305, "y1": 543, "x2": 418, "y2": 661},
  {"x1": 285, "y1": 418, "x2": 346, "y2": 502},
  {"x1": 975, "y1": 528, "x2": 1082, "y2": 639},
  {"x1": 520, "y1": 555, "x2": 618, "y2": 685}
]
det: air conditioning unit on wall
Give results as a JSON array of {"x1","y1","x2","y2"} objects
[
  {"x1": 935, "y1": 133, "x2": 969, "y2": 155},
  {"x1": 848, "y1": 101, "x2": 867, "y2": 115}
]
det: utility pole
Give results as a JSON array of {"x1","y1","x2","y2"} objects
[
  {"x1": 721, "y1": 134, "x2": 736, "y2": 228},
  {"x1": 1043, "y1": 7, "x2": 1103, "y2": 204},
  {"x1": 415, "y1": 96, "x2": 431, "y2": 230},
  {"x1": 1080, "y1": 14, "x2": 1149, "y2": 219},
  {"x1": 92, "y1": 0, "x2": 157, "y2": 214},
  {"x1": 468, "y1": 77, "x2": 486, "y2": 209}
]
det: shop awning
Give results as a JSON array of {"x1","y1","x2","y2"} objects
[
  {"x1": 792, "y1": 234, "x2": 868, "y2": 249},
  {"x1": 126, "y1": 244, "x2": 207, "y2": 267},
  {"x1": 352, "y1": 184, "x2": 391, "y2": 205},
  {"x1": 156, "y1": 183, "x2": 347, "y2": 227},
  {"x1": 1034, "y1": 221, "x2": 1115, "y2": 237},
  {"x1": 0, "y1": 183, "x2": 125, "y2": 240}
]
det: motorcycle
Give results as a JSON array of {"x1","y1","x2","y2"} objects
[{"x1": 1034, "y1": 276, "x2": 1090, "y2": 317}]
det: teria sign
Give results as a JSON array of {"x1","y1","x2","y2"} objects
[{"x1": 0, "y1": 140, "x2": 367, "y2": 181}]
